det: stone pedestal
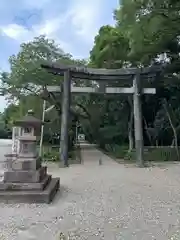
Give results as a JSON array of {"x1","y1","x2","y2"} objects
[
  {"x1": 0, "y1": 110, "x2": 60, "y2": 203},
  {"x1": 0, "y1": 164, "x2": 59, "y2": 203}
]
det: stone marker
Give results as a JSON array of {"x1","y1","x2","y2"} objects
[{"x1": 0, "y1": 110, "x2": 60, "y2": 203}]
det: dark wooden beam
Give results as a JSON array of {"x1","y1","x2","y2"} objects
[
  {"x1": 45, "y1": 69, "x2": 159, "y2": 82},
  {"x1": 41, "y1": 62, "x2": 163, "y2": 78},
  {"x1": 45, "y1": 69, "x2": 133, "y2": 81}
]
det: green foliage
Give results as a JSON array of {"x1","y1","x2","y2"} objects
[
  {"x1": 124, "y1": 147, "x2": 180, "y2": 162},
  {"x1": 145, "y1": 147, "x2": 180, "y2": 162},
  {"x1": 90, "y1": 25, "x2": 129, "y2": 68},
  {"x1": 88, "y1": 0, "x2": 180, "y2": 152},
  {"x1": 7, "y1": 35, "x2": 73, "y2": 97},
  {"x1": 43, "y1": 146, "x2": 60, "y2": 162},
  {"x1": 0, "y1": 35, "x2": 85, "y2": 145},
  {"x1": 115, "y1": 0, "x2": 180, "y2": 65},
  {"x1": 42, "y1": 145, "x2": 79, "y2": 164},
  {"x1": 104, "y1": 144, "x2": 128, "y2": 158},
  {"x1": 104, "y1": 145, "x2": 180, "y2": 162}
]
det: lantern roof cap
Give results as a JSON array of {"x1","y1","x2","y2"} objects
[{"x1": 14, "y1": 110, "x2": 43, "y2": 127}]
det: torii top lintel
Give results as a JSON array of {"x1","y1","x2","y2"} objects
[{"x1": 41, "y1": 62, "x2": 163, "y2": 81}]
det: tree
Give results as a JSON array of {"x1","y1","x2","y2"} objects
[
  {"x1": 114, "y1": 0, "x2": 180, "y2": 151},
  {"x1": 90, "y1": 25, "x2": 129, "y2": 68},
  {"x1": 89, "y1": 25, "x2": 134, "y2": 150},
  {"x1": 115, "y1": 0, "x2": 180, "y2": 65},
  {"x1": 1, "y1": 35, "x2": 74, "y2": 100}
]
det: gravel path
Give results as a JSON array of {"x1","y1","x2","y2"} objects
[{"x1": 0, "y1": 146, "x2": 180, "y2": 239}]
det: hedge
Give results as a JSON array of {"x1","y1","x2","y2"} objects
[{"x1": 104, "y1": 144, "x2": 180, "y2": 162}]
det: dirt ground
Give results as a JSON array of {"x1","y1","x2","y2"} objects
[{"x1": 0, "y1": 146, "x2": 180, "y2": 239}]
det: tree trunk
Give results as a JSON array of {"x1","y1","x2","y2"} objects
[
  {"x1": 143, "y1": 116, "x2": 153, "y2": 146},
  {"x1": 128, "y1": 107, "x2": 134, "y2": 152},
  {"x1": 163, "y1": 100, "x2": 179, "y2": 160},
  {"x1": 171, "y1": 138, "x2": 175, "y2": 147}
]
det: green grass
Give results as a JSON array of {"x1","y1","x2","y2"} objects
[{"x1": 40, "y1": 145, "x2": 81, "y2": 164}]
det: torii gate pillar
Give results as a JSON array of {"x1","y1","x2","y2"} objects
[
  {"x1": 60, "y1": 70, "x2": 71, "y2": 167},
  {"x1": 133, "y1": 74, "x2": 144, "y2": 167}
]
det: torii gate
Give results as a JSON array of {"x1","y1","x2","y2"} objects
[{"x1": 41, "y1": 63, "x2": 162, "y2": 167}]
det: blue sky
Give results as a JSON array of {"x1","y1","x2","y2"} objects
[{"x1": 0, "y1": 0, "x2": 118, "y2": 111}]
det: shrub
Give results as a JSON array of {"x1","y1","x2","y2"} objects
[
  {"x1": 42, "y1": 145, "x2": 77, "y2": 162},
  {"x1": 124, "y1": 147, "x2": 179, "y2": 162},
  {"x1": 104, "y1": 145, "x2": 180, "y2": 162},
  {"x1": 43, "y1": 149, "x2": 60, "y2": 162},
  {"x1": 144, "y1": 147, "x2": 179, "y2": 161}
]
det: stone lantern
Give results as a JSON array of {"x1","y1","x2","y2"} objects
[
  {"x1": 0, "y1": 110, "x2": 60, "y2": 204},
  {"x1": 13, "y1": 109, "x2": 42, "y2": 169}
]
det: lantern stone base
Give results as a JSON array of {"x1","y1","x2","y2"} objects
[
  {"x1": 0, "y1": 177, "x2": 59, "y2": 203},
  {"x1": 4, "y1": 166, "x2": 47, "y2": 183},
  {"x1": 0, "y1": 166, "x2": 60, "y2": 203}
]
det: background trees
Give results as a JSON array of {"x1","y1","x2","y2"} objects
[{"x1": 1, "y1": 0, "x2": 180, "y2": 160}]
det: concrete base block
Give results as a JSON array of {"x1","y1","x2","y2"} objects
[
  {"x1": 0, "y1": 175, "x2": 51, "y2": 191},
  {"x1": 0, "y1": 177, "x2": 60, "y2": 204},
  {"x1": 4, "y1": 166, "x2": 47, "y2": 183}
]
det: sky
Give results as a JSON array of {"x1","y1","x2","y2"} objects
[{"x1": 0, "y1": 0, "x2": 118, "y2": 112}]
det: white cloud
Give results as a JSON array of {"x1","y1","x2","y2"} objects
[
  {"x1": 0, "y1": 19, "x2": 71, "y2": 53},
  {"x1": 0, "y1": 0, "x2": 103, "y2": 44},
  {"x1": 1, "y1": 24, "x2": 31, "y2": 42},
  {"x1": 68, "y1": 0, "x2": 102, "y2": 42}
]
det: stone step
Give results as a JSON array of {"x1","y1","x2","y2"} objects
[
  {"x1": 0, "y1": 178, "x2": 60, "y2": 204},
  {"x1": 0, "y1": 175, "x2": 51, "y2": 191}
]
